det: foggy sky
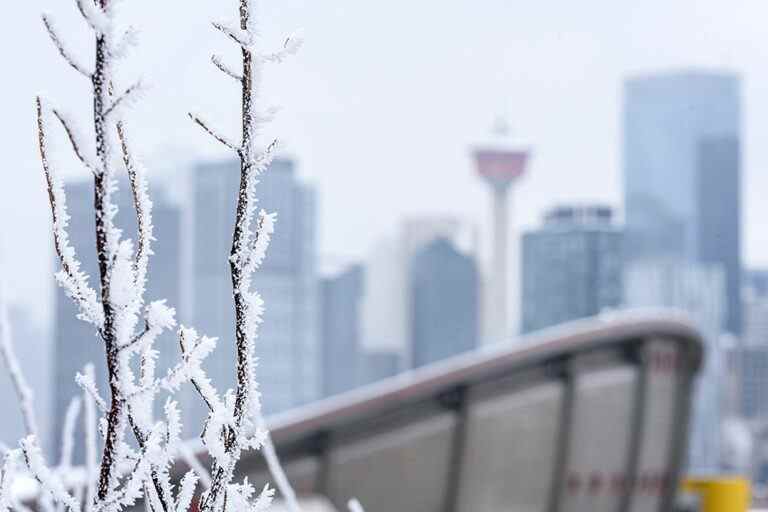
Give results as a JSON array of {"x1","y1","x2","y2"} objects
[{"x1": 2, "y1": 0, "x2": 768, "y2": 321}]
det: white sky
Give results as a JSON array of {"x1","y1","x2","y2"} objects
[{"x1": 1, "y1": 0, "x2": 767, "y2": 318}]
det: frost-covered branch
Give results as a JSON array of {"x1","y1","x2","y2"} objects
[
  {"x1": 76, "y1": 0, "x2": 110, "y2": 34},
  {"x1": 188, "y1": 114, "x2": 240, "y2": 153},
  {"x1": 260, "y1": 32, "x2": 304, "y2": 64},
  {"x1": 211, "y1": 55, "x2": 243, "y2": 82},
  {"x1": 36, "y1": 97, "x2": 104, "y2": 329},
  {"x1": 58, "y1": 398, "x2": 82, "y2": 470},
  {"x1": 0, "y1": 285, "x2": 40, "y2": 441},
  {"x1": 41, "y1": 14, "x2": 92, "y2": 77},
  {"x1": 0, "y1": 450, "x2": 22, "y2": 512},
  {"x1": 105, "y1": 82, "x2": 144, "y2": 121},
  {"x1": 20, "y1": 437, "x2": 80, "y2": 512},
  {"x1": 212, "y1": 22, "x2": 252, "y2": 48},
  {"x1": 177, "y1": 444, "x2": 211, "y2": 490},
  {"x1": 116, "y1": 123, "x2": 153, "y2": 299},
  {"x1": 109, "y1": 27, "x2": 138, "y2": 60},
  {"x1": 36, "y1": 2, "x2": 218, "y2": 512},
  {"x1": 51, "y1": 107, "x2": 99, "y2": 174},
  {"x1": 76, "y1": 370, "x2": 108, "y2": 413},
  {"x1": 255, "y1": 416, "x2": 300, "y2": 512},
  {"x1": 83, "y1": 365, "x2": 97, "y2": 512},
  {"x1": 193, "y1": 2, "x2": 303, "y2": 511}
]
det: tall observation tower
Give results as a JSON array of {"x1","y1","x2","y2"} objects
[{"x1": 473, "y1": 125, "x2": 530, "y2": 343}]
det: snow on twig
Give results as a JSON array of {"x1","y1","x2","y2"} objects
[
  {"x1": 0, "y1": 283, "x2": 40, "y2": 441},
  {"x1": 211, "y1": 55, "x2": 243, "y2": 82},
  {"x1": 0, "y1": 449, "x2": 21, "y2": 512},
  {"x1": 75, "y1": 0, "x2": 110, "y2": 34},
  {"x1": 173, "y1": 472, "x2": 197, "y2": 512},
  {"x1": 41, "y1": 14, "x2": 92, "y2": 77},
  {"x1": 20, "y1": 437, "x2": 80, "y2": 512},
  {"x1": 177, "y1": 444, "x2": 211, "y2": 490},
  {"x1": 253, "y1": 414, "x2": 300, "y2": 512},
  {"x1": 116, "y1": 122, "x2": 154, "y2": 298},
  {"x1": 50, "y1": 107, "x2": 99, "y2": 174},
  {"x1": 58, "y1": 398, "x2": 82, "y2": 469},
  {"x1": 83, "y1": 365, "x2": 98, "y2": 512},
  {"x1": 260, "y1": 31, "x2": 304, "y2": 64},
  {"x1": 110, "y1": 27, "x2": 138, "y2": 60},
  {"x1": 211, "y1": 22, "x2": 252, "y2": 48},
  {"x1": 36, "y1": 97, "x2": 104, "y2": 328},
  {"x1": 188, "y1": 114, "x2": 240, "y2": 152},
  {"x1": 104, "y1": 82, "x2": 144, "y2": 121},
  {"x1": 76, "y1": 370, "x2": 108, "y2": 413}
]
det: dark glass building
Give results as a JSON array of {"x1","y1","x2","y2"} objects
[
  {"x1": 624, "y1": 71, "x2": 741, "y2": 334},
  {"x1": 410, "y1": 238, "x2": 478, "y2": 367},
  {"x1": 521, "y1": 205, "x2": 623, "y2": 333},
  {"x1": 321, "y1": 264, "x2": 364, "y2": 397}
]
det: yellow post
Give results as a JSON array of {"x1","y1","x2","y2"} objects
[{"x1": 682, "y1": 477, "x2": 750, "y2": 512}]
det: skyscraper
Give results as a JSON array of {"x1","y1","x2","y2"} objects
[
  {"x1": 521, "y1": 205, "x2": 623, "y2": 334},
  {"x1": 190, "y1": 158, "x2": 318, "y2": 421},
  {"x1": 731, "y1": 270, "x2": 768, "y2": 422},
  {"x1": 52, "y1": 180, "x2": 182, "y2": 459},
  {"x1": 359, "y1": 217, "x2": 476, "y2": 377},
  {"x1": 624, "y1": 71, "x2": 742, "y2": 334},
  {"x1": 624, "y1": 259, "x2": 726, "y2": 474},
  {"x1": 320, "y1": 264, "x2": 364, "y2": 397},
  {"x1": 410, "y1": 238, "x2": 478, "y2": 367}
]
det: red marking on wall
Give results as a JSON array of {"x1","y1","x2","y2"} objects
[{"x1": 566, "y1": 469, "x2": 668, "y2": 497}]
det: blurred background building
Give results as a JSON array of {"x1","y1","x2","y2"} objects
[
  {"x1": 624, "y1": 259, "x2": 726, "y2": 473},
  {"x1": 623, "y1": 71, "x2": 742, "y2": 336},
  {"x1": 320, "y1": 264, "x2": 364, "y2": 397},
  {"x1": 521, "y1": 204, "x2": 623, "y2": 334},
  {"x1": 410, "y1": 237, "x2": 478, "y2": 367},
  {"x1": 190, "y1": 158, "x2": 319, "y2": 423}
]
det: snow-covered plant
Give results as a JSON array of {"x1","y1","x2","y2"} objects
[
  {"x1": 2, "y1": 2, "x2": 366, "y2": 512},
  {"x1": 0, "y1": 1, "x2": 216, "y2": 512},
  {"x1": 189, "y1": 2, "x2": 304, "y2": 511}
]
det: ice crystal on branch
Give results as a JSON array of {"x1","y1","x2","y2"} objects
[{"x1": 3, "y1": 2, "x2": 313, "y2": 512}]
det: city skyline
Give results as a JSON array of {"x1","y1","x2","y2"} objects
[
  {"x1": 4, "y1": 0, "x2": 768, "y2": 326},
  {"x1": 1, "y1": 2, "x2": 761, "y2": 508}
]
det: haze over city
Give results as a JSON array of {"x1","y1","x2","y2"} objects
[
  {"x1": 1, "y1": 0, "x2": 767, "y2": 509},
  {"x1": 2, "y1": 0, "x2": 768, "y2": 325}
]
